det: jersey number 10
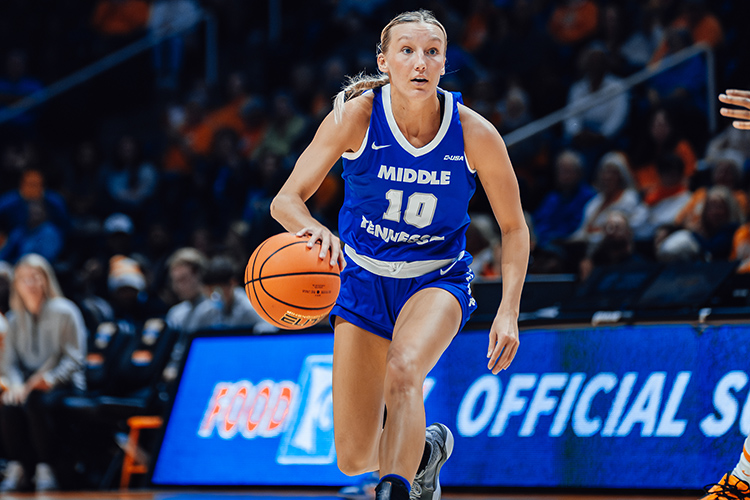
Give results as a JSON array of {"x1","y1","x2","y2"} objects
[{"x1": 383, "y1": 189, "x2": 437, "y2": 229}]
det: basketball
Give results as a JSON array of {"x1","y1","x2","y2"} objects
[{"x1": 244, "y1": 232, "x2": 341, "y2": 330}]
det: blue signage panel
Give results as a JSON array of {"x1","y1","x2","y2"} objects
[{"x1": 151, "y1": 325, "x2": 750, "y2": 488}]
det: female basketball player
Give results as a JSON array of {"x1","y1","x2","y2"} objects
[
  {"x1": 271, "y1": 10, "x2": 529, "y2": 500},
  {"x1": 699, "y1": 89, "x2": 750, "y2": 499}
]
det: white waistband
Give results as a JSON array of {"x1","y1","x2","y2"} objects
[{"x1": 344, "y1": 245, "x2": 461, "y2": 279}]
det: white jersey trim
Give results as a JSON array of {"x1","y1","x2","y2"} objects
[
  {"x1": 344, "y1": 244, "x2": 462, "y2": 279},
  {"x1": 342, "y1": 126, "x2": 369, "y2": 160},
  {"x1": 381, "y1": 84, "x2": 453, "y2": 158}
]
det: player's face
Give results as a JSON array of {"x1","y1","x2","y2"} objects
[{"x1": 378, "y1": 22, "x2": 446, "y2": 97}]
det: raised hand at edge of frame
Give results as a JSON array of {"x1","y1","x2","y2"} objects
[{"x1": 719, "y1": 89, "x2": 750, "y2": 130}]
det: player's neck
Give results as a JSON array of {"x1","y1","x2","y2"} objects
[{"x1": 389, "y1": 88, "x2": 441, "y2": 148}]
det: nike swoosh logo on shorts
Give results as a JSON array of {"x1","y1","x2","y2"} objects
[
  {"x1": 440, "y1": 260, "x2": 458, "y2": 275},
  {"x1": 371, "y1": 143, "x2": 391, "y2": 150}
]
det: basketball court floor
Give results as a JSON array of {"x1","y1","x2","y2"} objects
[{"x1": 0, "y1": 490, "x2": 704, "y2": 500}]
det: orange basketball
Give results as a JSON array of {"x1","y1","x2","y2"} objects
[{"x1": 244, "y1": 232, "x2": 341, "y2": 330}]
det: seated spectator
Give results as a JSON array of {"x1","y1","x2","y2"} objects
[
  {"x1": 148, "y1": 0, "x2": 203, "y2": 90},
  {"x1": 648, "y1": 0, "x2": 723, "y2": 65},
  {"x1": 646, "y1": 27, "x2": 707, "y2": 111},
  {"x1": 533, "y1": 150, "x2": 596, "y2": 248},
  {"x1": 569, "y1": 152, "x2": 646, "y2": 249},
  {"x1": 252, "y1": 92, "x2": 308, "y2": 161},
  {"x1": 107, "y1": 255, "x2": 159, "y2": 329},
  {"x1": 675, "y1": 150, "x2": 748, "y2": 232},
  {"x1": 90, "y1": 0, "x2": 149, "y2": 38},
  {"x1": 0, "y1": 169, "x2": 69, "y2": 239},
  {"x1": 0, "y1": 50, "x2": 43, "y2": 141},
  {"x1": 705, "y1": 124, "x2": 750, "y2": 162},
  {"x1": 162, "y1": 248, "x2": 207, "y2": 382},
  {"x1": 579, "y1": 211, "x2": 639, "y2": 280},
  {"x1": 631, "y1": 107, "x2": 697, "y2": 193},
  {"x1": 0, "y1": 200, "x2": 64, "y2": 264},
  {"x1": 671, "y1": 186, "x2": 742, "y2": 263},
  {"x1": 563, "y1": 42, "x2": 629, "y2": 157},
  {"x1": 102, "y1": 134, "x2": 159, "y2": 221},
  {"x1": 192, "y1": 255, "x2": 277, "y2": 333},
  {"x1": 548, "y1": 0, "x2": 599, "y2": 47},
  {"x1": 600, "y1": 4, "x2": 654, "y2": 74},
  {"x1": 0, "y1": 254, "x2": 86, "y2": 492},
  {"x1": 634, "y1": 154, "x2": 692, "y2": 239}
]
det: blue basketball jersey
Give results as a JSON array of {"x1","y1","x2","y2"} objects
[{"x1": 338, "y1": 84, "x2": 476, "y2": 263}]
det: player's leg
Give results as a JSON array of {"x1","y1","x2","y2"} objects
[
  {"x1": 701, "y1": 436, "x2": 750, "y2": 499},
  {"x1": 377, "y1": 287, "x2": 461, "y2": 485},
  {"x1": 332, "y1": 317, "x2": 390, "y2": 476}
]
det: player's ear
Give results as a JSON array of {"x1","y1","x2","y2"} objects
[
  {"x1": 377, "y1": 53, "x2": 388, "y2": 73},
  {"x1": 440, "y1": 59, "x2": 446, "y2": 76}
]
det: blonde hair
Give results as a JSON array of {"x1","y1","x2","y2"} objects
[
  {"x1": 167, "y1": 247, "x2": 208, "y2": 278},
  {"x1": 10, "y1": 253, "x2": 64, "y2": 313},
  {"x1": 333, "y1": 9, "x2": 447, "y2": 123}
]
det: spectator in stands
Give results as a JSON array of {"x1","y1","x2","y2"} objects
[
  {"x1": 252, "y1": 92, "x2": 308, "y2": 161},
  {"x1": 634, "y1": 153, "x2": 692, "y2": 240},
  {"x1": 705, "y1": 124, "x2": 750, "y2": 162},
  {"x1": 148, "y1": 0, "x2": 203, "y2": 90},
  {"x1": 161, "y1": 247, "x2": 207, "y2": 381},
  {"x1": 600, "y1": 4, "x2": 654, "y2": 74},
  {"x1": 102, "y1": 134, "x2": 159, "y2": 222},
  {"x1": 676, "y1": 150, "x2": 748, "y2": 232},
  {"x1": 648, "y1": 0, "x2": 723, "y2": 65},
  {"x1": 579, "y1": 210, "x2": 639, "y2": 280},
  {"x1": 107, "y1": 255, "x2": 158, "y2": 329},
  {"x1": 90, "y1": 0, "x2": 149, "y2": 39},
  {"x1": 0, "y1": 261, "x2": 10, "y2": 315},
  {"x1": 548, "y1": 0, "x2": 599, "y2": 48},
  {"x1": 0, "y1": 50, "x2": 43, "y2": 141},
  {"x1": 164, "y1": 247, "x2": 207, "y2": 333},
  {"x1": 533, "y1": 150, "x2": 596, "y2": 248},
  {"x1": 646, "y1": 27, "x2": 708, "y2": 113},
  {"x1": 191, "y1": 255, "x2": 276, "y2": 333},
  {"x1": 238, "y1": 96, "x2": 269, "y2": 159},
  {"x1": 569, "y1": 152, "x2": 646, "y2": 250},
  {"x1": 631, "y1": 107, "x2": 697, "y2": 193},
  {"x1": 692, "y1": 186, "x2": 743, "y2": 261},
  {"x1": 59, "y1": 141, "x2": 106, "y2": 266},
  {"x1": 203, "y1": 128, "x2": 252, "y2": 229},
  {"x1": 0, "y1": 200, "x2": 64, "y2": 265},
  {"x1": 563, "y1": 42, "x2": 629, "y2": 159},
  {"x1": 0, "y1": 254, "x2": 86, "y2": 492}
]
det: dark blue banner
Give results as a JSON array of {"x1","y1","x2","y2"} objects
[{"x1": 151, "y1": 325, "x2": 750, "y2": 488}]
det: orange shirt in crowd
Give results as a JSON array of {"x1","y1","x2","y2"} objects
[
  {"x1": 730, "y1": 223, "x2": 750, "y2": 273},
  {"x1": 633, "y1": 139, "x2": 697, "y2": 193},
  {"x1": 91, "y1": 0, "x2": 150, "y2": 36},
  {"x1": 548, "y1": 0, "x2": 599, "y2": 45},
  {"x1": 649, "y1": 13, "x2": 724, "y2": 64}
]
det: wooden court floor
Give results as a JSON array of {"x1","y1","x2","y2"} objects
[{"x1": 0, "y1": 490, "x2": 704, "y2": 500}]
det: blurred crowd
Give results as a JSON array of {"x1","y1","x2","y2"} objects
[{"x1": 0, "y1": 0, "x2": 748, "y2": 492}]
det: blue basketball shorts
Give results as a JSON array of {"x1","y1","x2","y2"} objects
[{"x1": 329, "y1": 251, "x2": 477, "y2": 341}]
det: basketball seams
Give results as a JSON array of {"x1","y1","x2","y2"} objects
[
  {"x1": 246, "y1": 238, "x2": 288, "y2": 328},
  {"x1": 245, "y1": 233, "x2": 341, "y2": 329}
]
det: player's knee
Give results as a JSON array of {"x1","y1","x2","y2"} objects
[{"x1": 384, "y1": 350, "x2": 422, "y2": 399}]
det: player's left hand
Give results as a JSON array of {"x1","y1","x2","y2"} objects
[
  {"x1": 719, "y1": 89, "x2": 750, "y2": 130},
  {"x1": 487, "y1": 311, "x2": 519, "y2": 374}
]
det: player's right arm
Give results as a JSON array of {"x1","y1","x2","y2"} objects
[{"x1": 271, "y1": 94, "x2": 373, "y2": 268}]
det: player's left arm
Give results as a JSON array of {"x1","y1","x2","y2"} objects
[{"x1": 461, "y1": 104, "x2": 530, "y2": 374}]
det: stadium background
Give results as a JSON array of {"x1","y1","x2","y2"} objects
[{"x1": 0, "y1": 0, "x2": 749, "y2": 496}]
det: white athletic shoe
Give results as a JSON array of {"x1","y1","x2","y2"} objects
[{"x1": 410, "y1": 423, "x2": 454, "y2": 500}]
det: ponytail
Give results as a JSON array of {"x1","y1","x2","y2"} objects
[{"x1": 333, "y1": 72, "x2": 389, "y2": 124}]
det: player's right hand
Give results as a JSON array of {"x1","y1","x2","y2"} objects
[{"x1": 296, "y1": 226, "x2": 346, "y2": 270}]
